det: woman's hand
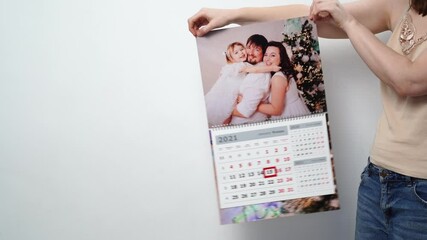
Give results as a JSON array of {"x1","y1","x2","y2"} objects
[
  {"x1": 270, "y1": 66, "x2": 282, "y2": 72},
  {"x1": 188, "y1": 8, "x2": 234, "y2": 37},
  {"x1": 309, "y1": 0, "x2": 354, "y2": 30}
]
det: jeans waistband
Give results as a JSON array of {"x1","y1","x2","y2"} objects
[{"x1": 367, "y1": 162, "x2": 421, "y2": 182}]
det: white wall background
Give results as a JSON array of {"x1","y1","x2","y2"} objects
[{"x1": 0, "y1": 0, "x2": 384, "y2": 239}]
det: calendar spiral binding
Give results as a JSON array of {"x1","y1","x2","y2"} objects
[{"x1": 210, "y1": 110, "x2": 327, "y2": 131}]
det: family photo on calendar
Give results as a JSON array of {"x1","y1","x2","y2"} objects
[{"x1": 197, "y1": 17, "x2": 327, "y2": 128}]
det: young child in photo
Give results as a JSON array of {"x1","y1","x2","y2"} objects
[{"x1": 204, "y1": 42, "x2": 279, "y2": 126}]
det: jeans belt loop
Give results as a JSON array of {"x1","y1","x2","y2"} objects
[{"x1": 379, "y1": 170, "x2": 388, "y2": 178}]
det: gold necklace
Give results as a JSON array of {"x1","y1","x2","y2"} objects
[{"x1": 399, "y1": 12, "x2": 427, "y2": 55}]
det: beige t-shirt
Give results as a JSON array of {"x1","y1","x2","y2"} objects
[{"x1": 370, "y1": 11, "x2": 427, "y2": 179}]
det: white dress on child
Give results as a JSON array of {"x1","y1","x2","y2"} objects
[
  {"x1": 269, "y1": 72, "x2": 310, "y2": 120},
  {"x1": 204, "y1": 62, "x2": 250, "y2": 126}
]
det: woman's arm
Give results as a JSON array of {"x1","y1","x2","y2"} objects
[
  {"x1": 188, "y1": 0, "x2": 390, "y2": 38},
  {"x1": 257, "y1": 74, "x2": 288, "y2": 116},
  {"x1": 231, "y1": 87, "x2": 264, "y2": 118},
  {"x1": 312, "y1": 0, "x2": 427, "y2": 96},
  {"x1": 312, "y1": 0, "x2": 391, "y2": 38},
  {"x1": 188, "y1": 5, "x2": 310, "y2": 37},
  {"x1": 240, "y1": 64, "x2": 281, "y2": 73},
  {"x1": 232, "y1": 73, "x2": 271, "y2": 118}
]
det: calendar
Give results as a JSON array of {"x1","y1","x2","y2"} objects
[
  {"x1": 196, "y1": 17, "x2": 339, "y2": 224},
  {"x1": 212, "y1": 113, "x2": 334, "y2": 209}
]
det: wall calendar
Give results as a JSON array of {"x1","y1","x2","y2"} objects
[{"x1": 196, "y1": 17, "x2": 340, "y2": 224}]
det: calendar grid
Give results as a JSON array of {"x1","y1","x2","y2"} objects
[{"x1": 210, "y1": 113, "x2": 336, "y2": 209}]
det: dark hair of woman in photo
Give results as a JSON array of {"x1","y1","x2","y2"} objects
[{"x1": 266, "y1": 41, "x2": 295, "y2": 78}]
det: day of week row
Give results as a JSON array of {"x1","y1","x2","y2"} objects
[
  {"x1": 216, "y1": 137, "x2": 289, "y2": 151},
  {"x1": 290, "y1": 129, "x2": 324, "y2": 137},
  {"x1": 291, "y1": 133, "x2": 324, "y2": 142}
]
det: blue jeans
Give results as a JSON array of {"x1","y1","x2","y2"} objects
[{"x1": 355, "y1": 160, "x2": 427, "y2": 240}]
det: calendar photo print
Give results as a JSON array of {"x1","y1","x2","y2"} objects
[{"x1": 195, "y1": 17, "x2": 340, "y2": 225}]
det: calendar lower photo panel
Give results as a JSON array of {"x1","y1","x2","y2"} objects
[{"x1": 210, "y1": 113, "x2": 340, "y2": 224}]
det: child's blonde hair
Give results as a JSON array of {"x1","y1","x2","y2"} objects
[{"x1": 225, "y1": 42, "x2": 245, "y2": 64}]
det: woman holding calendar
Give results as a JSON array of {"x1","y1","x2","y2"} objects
[{"x1": 188, "y1": 0, "x2": 427, "y2": 239}]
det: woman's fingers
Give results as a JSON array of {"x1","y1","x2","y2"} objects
[
  {"x1": 310, "y1": 0, "x2": 331, "y2": 20},
  {"x1": 188, "y1": 11, "x2": 208, "y2": 36},
  {"x1": 318, "y1": 11, "x2": 330, "y2": 17},
  {"x1": 188, "y1": 8, "x2": 228, "y2": 37}
]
